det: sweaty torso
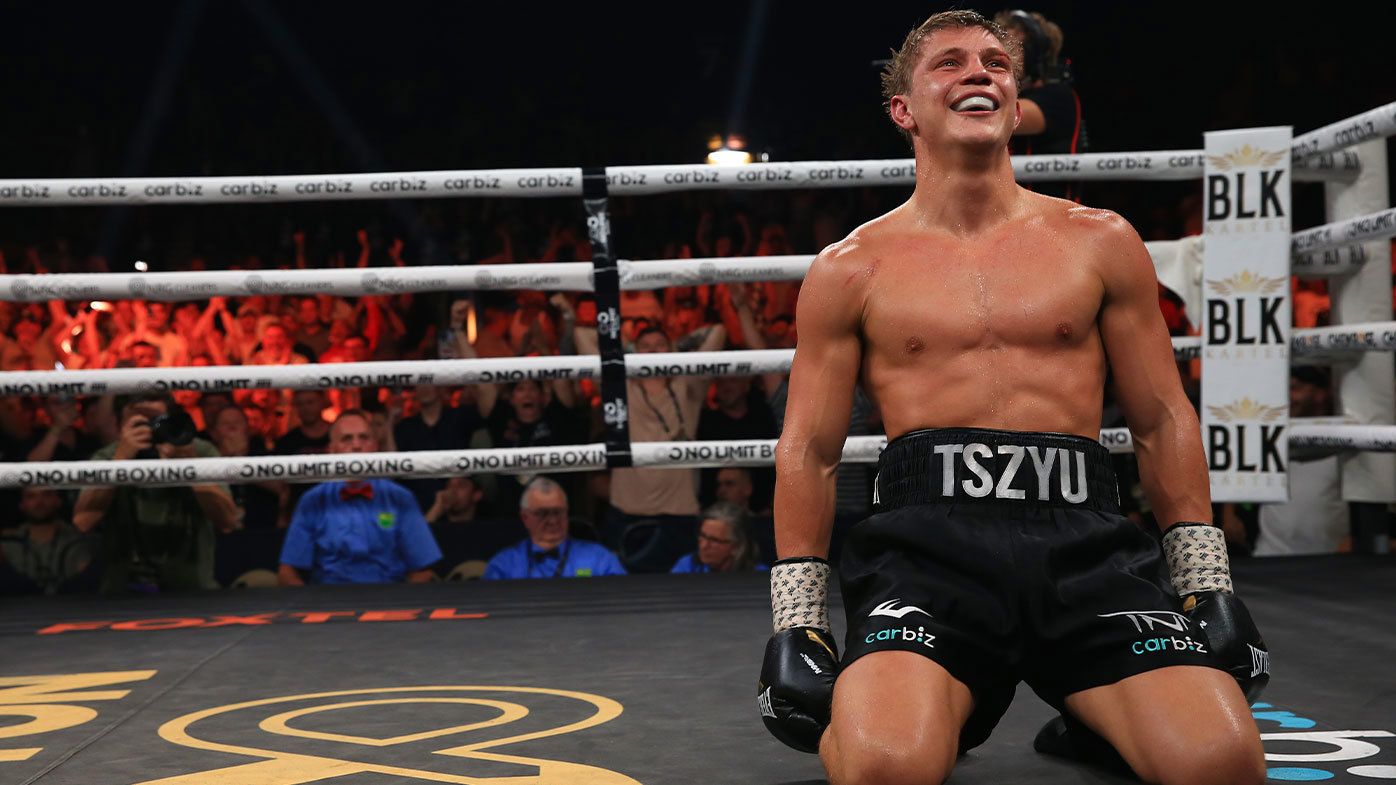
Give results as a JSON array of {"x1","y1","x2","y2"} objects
[{"x1": 851, "y1": 193, "x2": 1109, "y2": 440}]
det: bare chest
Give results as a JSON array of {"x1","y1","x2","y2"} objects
[{"x1": 860, "y1": 244, "x2": 1102, "y2": 357}]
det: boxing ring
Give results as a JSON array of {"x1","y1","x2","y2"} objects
[{"x1": 2, "y1": 100, "x2": 1395, "y2": 783}]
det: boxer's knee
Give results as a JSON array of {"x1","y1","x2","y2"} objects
[
  {"x1": 821, "y1": 722, "x2": 956, "y2": 785},
  {"x1": 1137, "y1": 728, "x2": 1265, "y2": 785}
]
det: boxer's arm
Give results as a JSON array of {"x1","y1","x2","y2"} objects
[
  {"x1": 773, "y1": 243, "x2": 865, "y2": 558},
  {"x1": 1096, "y1": 214, "x2": 1212, "y2": 529}
]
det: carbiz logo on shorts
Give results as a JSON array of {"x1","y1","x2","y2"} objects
[
  {"x1": 864, "y1": 626, "x2": 936, "y2": 650},
  {"x1": 1130, "y1": 635, "x2": 1208, "y2": 656}
]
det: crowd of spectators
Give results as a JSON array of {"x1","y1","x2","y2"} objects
[
  {"x1": 0, "y1": 198, "x2": 832, "y2": 594},
  {"x1": 0, "y1": 191, "x2": 1390, "y2": 595}
]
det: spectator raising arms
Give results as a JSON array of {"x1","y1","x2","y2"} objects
[{"x1": 601, "y1": 323, "x2": 727, "y2": 573}]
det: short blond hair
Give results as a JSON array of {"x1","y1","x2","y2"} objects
[{"x1": 880, "y1": 10, "x2": 1022, "y2": 144}]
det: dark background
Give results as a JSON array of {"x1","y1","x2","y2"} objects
[{"x1": 2, "y1": 0, "x2": 1393, "y2": 265}]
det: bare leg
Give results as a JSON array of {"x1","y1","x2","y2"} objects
[
  {"x1": 1065, "y1": 666, "x2": 1265, "y2": 785},
  {"x1": 821, "y1": 651, "x2": 974, "y2": 785}
]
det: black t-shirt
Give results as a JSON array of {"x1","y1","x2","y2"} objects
[
  {"x1": 0, "y1": 431, "x2": 27, "y2": 529},
  {"x1": 485, "y1": 399, "x2": 578, "y2": 448},
  {"x1": 230, "y1": 441, "x2": 283, "y2": 529},
  {"x1": 396, "y1": 406, "x2": 484, "y2": 452},
  {"x1": 21, "y1": 431, "x2": 102, "y2": 463},
  {"x1": 275, "y1": 428, "x2": 330, "y2": 456},
  {"x1": 274, "y1": 427, "x2": 330, "y2": 510},
  {"x1": 1012, "y1": 81, "x2": 1078, "y2": 156},
  {"x1": 394, "y1": 405, "x2": 486, "y2": 512},
  {"x1": 696, "y1": 391, "x2": 778, "y2": 509},
  {"x1": 696, "y1": 394, "x2": 777, "y2": 442},
  {"x1": 482, "y1": 398, "x2": 584, "y2": 513},
  {"x1": 1011, "y1": 80, "x2": 1083, "y2": 200}
]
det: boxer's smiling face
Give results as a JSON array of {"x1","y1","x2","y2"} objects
[{"x1": 892, "y1": 26, "x2": 1020, "y2": 153}]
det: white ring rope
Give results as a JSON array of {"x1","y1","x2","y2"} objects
[
  {"x1": 610, "y1": 152, "x2": 1223, "y2": 195},
  {"x1": 1291, "y1": 206, "x2": 1396, "y2": 257},
  {"x1": 618, "y1": 255, "x2": 814, "y2": 289},
  {"x1": 2, "y1": 217, "x2": 1377, "y2": 302},
  {"x1": 7, "y1": 424, "x2": 1393, "y2": 489},
  {"x1": 1291, "y1": 100, "x2": 1396, "y2": 159},
  {"x1": 0, "y1": 168, "x2": 587, "y2": 206},
  {"x1": 1290, "y1": 148, "x2": 1362, "y2": 183},
  {"x1": 1287, "y1": 424, "x2": 1396, "y2": 454},
  {"x1": 625, "y1": 242, "x2": 1188, "y2": 289},
  {"x1": 0, "y1": 154, "x2": 1200, "y2": 207},
  {"x1": 1292, "y1": 244, "x2": 1371, "y2": 277},
  {"x1": 0, "y1": 263, "x2": 594, "y2": 302},
  {"x1": 2, "y1": 118, "x2": 1383, "y2": 209},
  {"x1": 4, "y1": 321, "x2": 1395, "y2": 397},
  {"x1": 1291, "y1": 322, "x2": 1396, "y2": 357},
  {"x1": 0, "y1": 350, "x2": 794, "y2": 397},
  {"x1": 0, "y1": 256, "x2": 819, "y2": 302},
  {"x1": 0, "y1": 444, "x2": 609, "y2": 490}
]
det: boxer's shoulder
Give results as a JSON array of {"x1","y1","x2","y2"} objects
[
  {"x1": 802, "y1": 223, "x2": 884, "y2": 295},
  {"x1": 1059, "y1": 201, "x2": 1136, "y2": 247},
  {"x1": 1020, "y1": 190, "x2": 1128, "y2": 237},
  {"x1": 1018, "y1": 195, "x2": 1148, "y2": 275}
]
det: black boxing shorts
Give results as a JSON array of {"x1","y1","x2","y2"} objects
[{"x1": 839, "y1": 427, "x2": 1222, "y2": 753}]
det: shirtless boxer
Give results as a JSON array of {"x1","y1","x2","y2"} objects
[{"x1": 756, "y1": 11, "x2": 1268, "y2": 785}]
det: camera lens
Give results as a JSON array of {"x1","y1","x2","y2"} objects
[{"x1": 151, "y1": 411, "x2": 196, "y2": 446}]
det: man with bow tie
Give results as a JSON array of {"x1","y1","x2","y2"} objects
[
  {"x1": 278, "y1": 410, "x2": 441, "y2": 585},
  {"x1": 483, "y1": 477, "x2": 626, "y2": 580}
]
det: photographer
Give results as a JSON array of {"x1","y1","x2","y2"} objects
[
  {"x1": 996, "y1": 9, "x2": 1087, "y2": 201},
  {"x1": 73, "y1": 392, "x2": 240, "y2": 593}
]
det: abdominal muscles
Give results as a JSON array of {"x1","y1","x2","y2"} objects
[{"x1": 863, "y1": 336, "x2": 1107, "y2": 441}]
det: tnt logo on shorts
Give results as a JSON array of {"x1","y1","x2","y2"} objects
[{"x1": 1099, "y1": 610, "x2": 1210, "y2": 656}]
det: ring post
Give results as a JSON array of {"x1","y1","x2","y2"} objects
[
  {"x1": 584, "y1": 167, "x2": 632, "y2": 467},
  {"x1": 1201, "y1": 127, "x2": 1293, "y2": 502},
  {"x1": 1325, "y1": 138, "x2": 1395, "y2": 553}
]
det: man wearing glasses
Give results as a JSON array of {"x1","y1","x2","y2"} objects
[{"x1": 484, "y1": 477, "x2": 626, "y2": 580}]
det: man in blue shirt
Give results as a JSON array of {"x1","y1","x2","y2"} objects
[
  {"x1": 484, "y1": 477, "x2": 625, "y2": 580},
  {"x1": 279, "y1": 410, "x2": 441, "y2": 585}
]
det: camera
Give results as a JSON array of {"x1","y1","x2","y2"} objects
[
  {"x1": 136, "y1": 410, "x2": 197, "y2": 458},
  {"x1": 150, "y1": 411, "x2": 196, "y2": 446}
]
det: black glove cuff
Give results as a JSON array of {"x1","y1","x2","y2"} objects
[{"x1": 773, "y1": 556, "x2": 830, "y2": 567}]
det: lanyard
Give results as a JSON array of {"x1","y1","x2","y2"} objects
[{"x1": 638, "y1": 381, "x2": 686, "y2": 438}]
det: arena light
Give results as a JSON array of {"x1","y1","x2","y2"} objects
[
  {"x1": 707, "y1": 147, "x2": 753, "y2": 166},
  {"x1": 706, "y1": 134, "x2": 754, "y2": 166},
  {"x1": 134, "y1": 260, "x2": 149, "y2": 272}
]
